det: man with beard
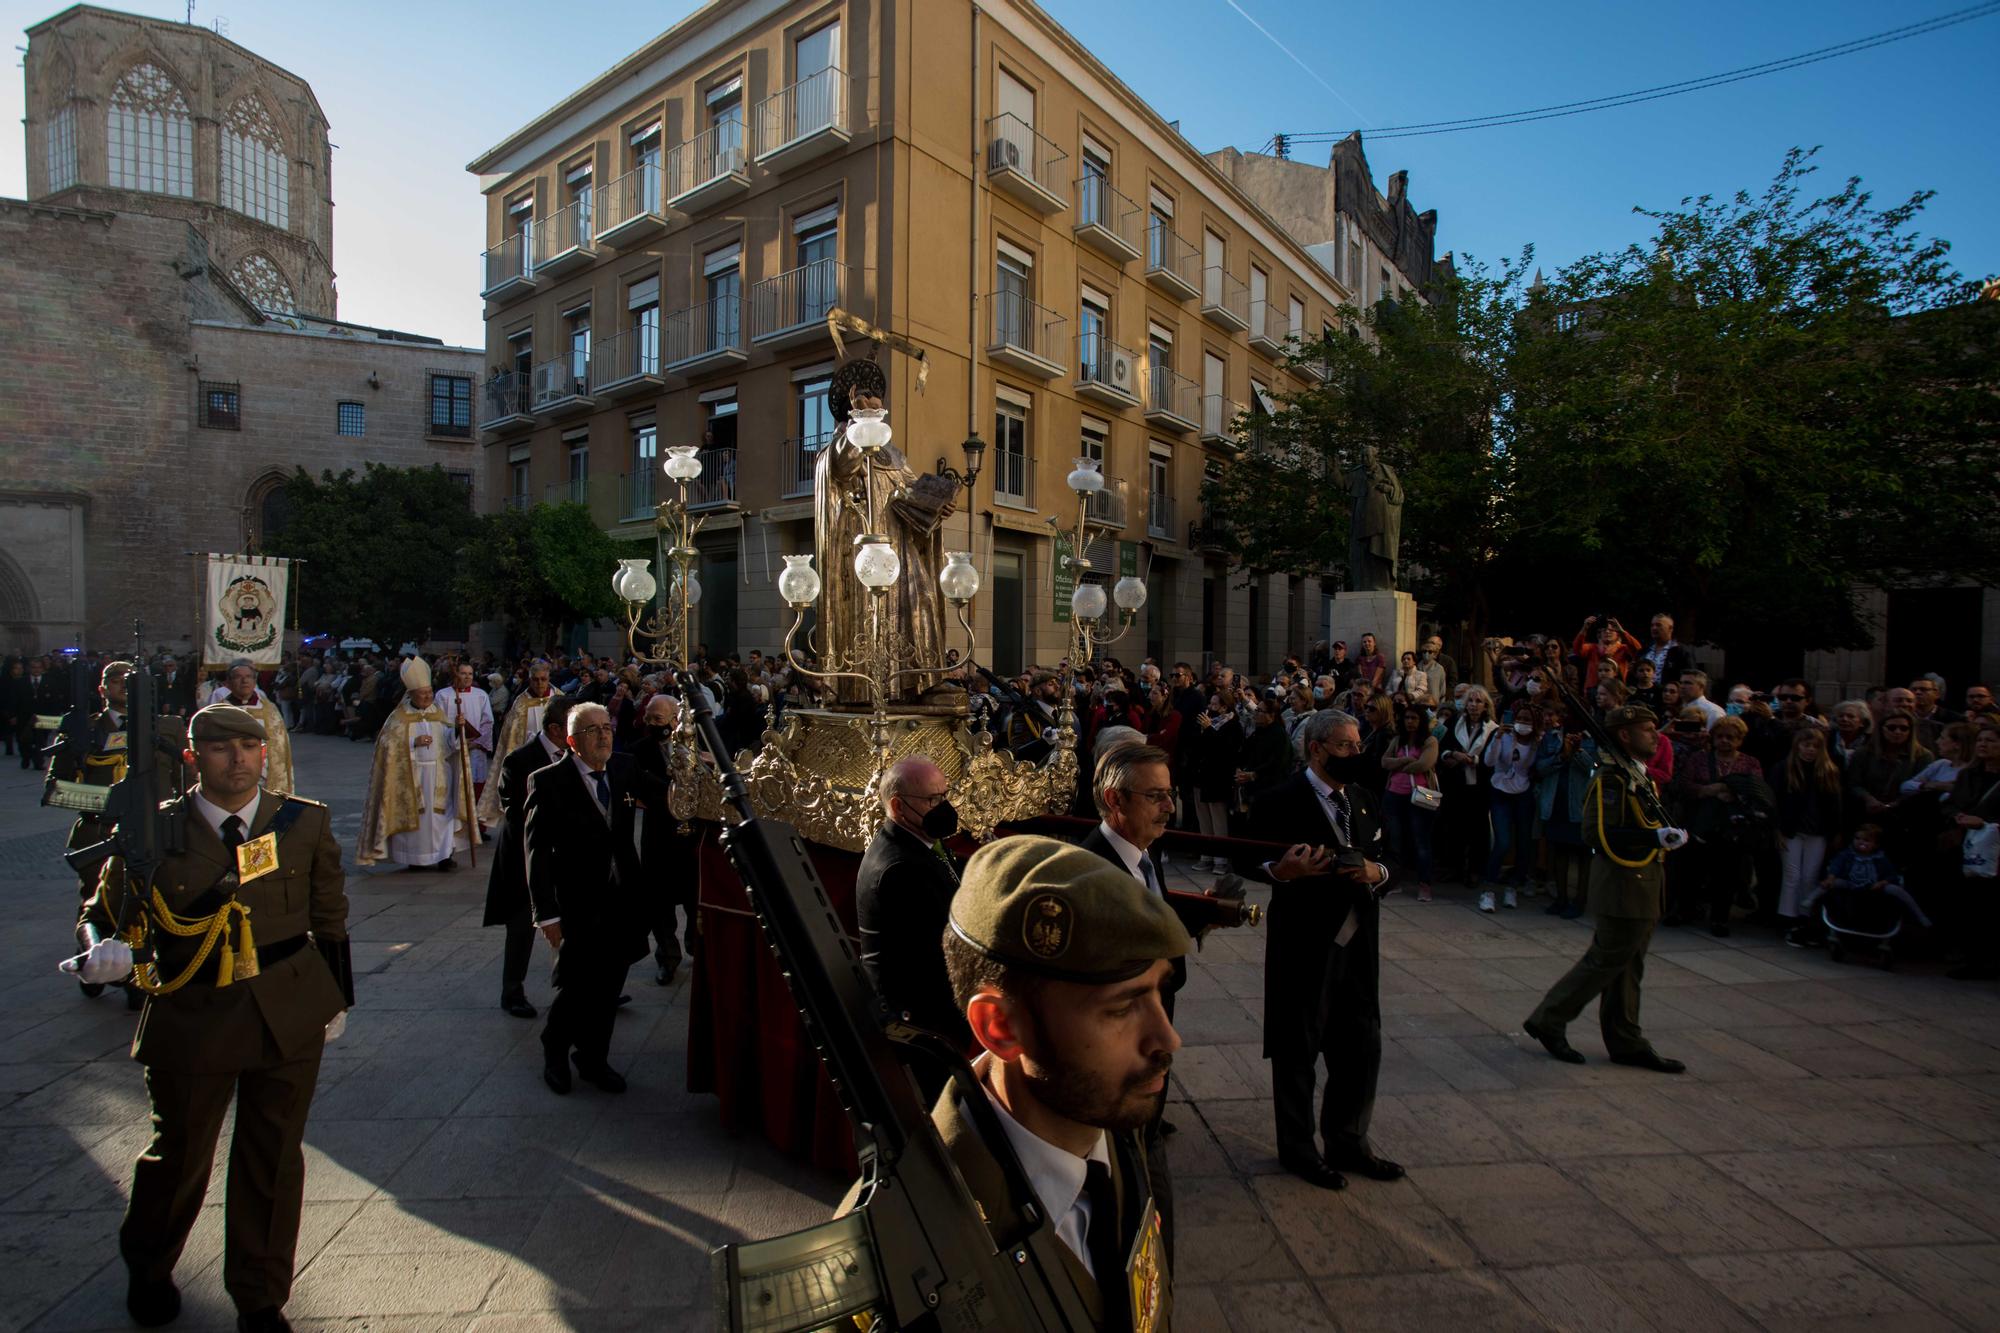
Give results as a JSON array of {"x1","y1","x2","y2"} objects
[{"x1": 935, "y1": 835, "x2": 1186, "y2": 1331}]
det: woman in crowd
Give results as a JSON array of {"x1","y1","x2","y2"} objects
[
  {"x1": 1533, "y1": 704, "x2": 1596, "y2": 918},
  {"x1": 1846, "y1": 708, "x2": 1934, "y2": 853},
  {"x1": 1144, "y1": 680, "x2": 1182, "y2": 759},
  {"x1": 1480, "y1": 701, "x2": 1541, "y2": 911},
  {"x1": 1381, "y1": 704, "x2": 1440, "y2": 902},
  {"x1": 1943, "y1": 722, "x2": 2000, "y2": 980},
  {"x1": 1674, "y1": 714, "x2": 1767, "y2": 937},
  {"x1": 1829, "y1": 699, "x2": 1874, "y2": 768},
  {"x1": 1353, "y1": 633, "x2": 1387, "y2": 690},
  {"x1": 1192, "y1": 686, "x2": 1245, "y2": 870},
  {"x1": 1235, "y1": 694, "x2": 1295, "y2": 809},
  {"x1": 1435, "y1": 685, "x2": 1499, "y2": 888},
  {"x1": 1902, "y1": 721, "x2": 1975, "y2": 808},
  {"x1": 1769, "y1": 726, "x2": 1846, "y2": 924}
]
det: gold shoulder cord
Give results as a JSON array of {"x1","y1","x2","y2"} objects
[
  {"x1": 84, "y1": 753, "x2": 127, "y2": 782},
  {"x1": 1590, "y1": 773, "x2": 1661, "y2": 870},
  {"x1": 120, "y1": 881, "x2": 259, "y2": 995}
]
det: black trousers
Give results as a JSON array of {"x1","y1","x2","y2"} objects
[
  {"x1": 543, "y1": 938, "x2": 624, "y2": 1066},
  {"x1": 499, "y1": 909, "x2": 536, "y2": 1000},
  {"x1": 1271, "y1": 943, "x2": 1382, "y2": 1162}
]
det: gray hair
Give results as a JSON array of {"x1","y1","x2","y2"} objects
[
  {"x1": 227, "y1": 658, "x2": 256, "y2": 677},
  {"x1": 1295, "y1": 709, "x2": 1359, "y2": 752},
  {"x1": 1093, "y1": 743, "x2": 1170, "y2": 815},
  {"x1": 1833, "y1": 698, "x2": 1873, "y2": 727},
  {"x1": 878, "y1": 756, "x2": 943, "y2": 813},
  {"x1": 1680, "y1": 669, "x2": 1710, "y2": 694},
  {"x1": 566, "y1": 701, "x2": 609, "y2": 736},
  {"x1": 1460, "y1": 684, "x2": 1494, "y2": 712},
  {"x1": 1093, "y1": 724, "x2": 1144, "y2": 761}
]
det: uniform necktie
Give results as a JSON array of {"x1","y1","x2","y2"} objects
[
  {"x1": 1139, "y1": 855, "x2": 1162, "y2": 898},
  {"x1": 1326, "y1": 785, "x2": 1352, "y2": 846},
  {"x1": 221, "y1": 815, "x2": 245, "y2": 850},
  {"x1": 1083, "y1": 1159, "x2": 1130, "y2": 1324},
  {"x1": 591, "y1": 770, "x2": 610, "y2": 809}
]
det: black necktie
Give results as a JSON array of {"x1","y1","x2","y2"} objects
[
  {"x1": 1083, "y1": 1160, "x2": 1130, "y2": 1325},
  {"x1": 592, "y1": 770, "x2": 610, "y2": 809},
  {"x1": 221, "y1": 815, "x2": 246, "y2": 850},
  {"x1": 1138, "y1": 855, "x2": 1162, "y2": 898},
  {"x1": 1324, "y1": 785, "x2": 1351, "y2": 846}
]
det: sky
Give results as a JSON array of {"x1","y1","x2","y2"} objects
[{"x1": 5, "y1": 0, "x2": 1994, "y2": 349}]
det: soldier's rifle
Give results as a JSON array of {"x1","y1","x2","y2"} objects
[
  {"x1": 676, "y1": 670, "x2": 1094, "y2": 1332},
  {"x1": 1548, "y1": 673, "x2": 1676, "y2": 829}
]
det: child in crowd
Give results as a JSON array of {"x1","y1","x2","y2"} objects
[{"x1": 1788, "y1": 822, "x2": 1932, "y2": 946}]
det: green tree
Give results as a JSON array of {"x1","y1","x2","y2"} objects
[
  {"x1": 454, "y1": 502, "x2": 641, "y2": 650},
  {"x1": 265, "y1": 464, "x2": 479, "y2": 644}
]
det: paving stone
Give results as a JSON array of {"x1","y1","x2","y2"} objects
[
  {"x1": 1253, "y1": 1171, "x2": 1478, "y2": 1276},
  {"x1": 1410, "y1": 1162, "x2": 1654, "y2": 1267},
  {"x1": 1684, "y1": 1247, "x2": 1955, "y2": 1329},
  {"x1": 1504, "y1": 1258, "x2": 1761, "y2": 1332},
  {"x1": 1475, "y1": 1090, "x2": 1683, "y2": 1159},
  {"x1": 1314, "y1": 1268, "x2": 1551, "y2": 1332},
  {"x1": 1365, "y1": 1092, "x2": 1535, "y2": 1167},
  {"x1": 1561, "y1": 1153, "x2": 1825, "y2": 1254},
  {"x1": 1858, "y1": 1243, "x2": 2000, "y2": 1331},
  {"x1": 1709, "y1": 1148, "x2": 1995, "y2": 1248}
]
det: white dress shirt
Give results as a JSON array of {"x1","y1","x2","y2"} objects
[
  {"x1": 1095, "y1": 820, "x2": 1162, "y2": 897},
  {"x1": 975, "y1": 1053, "x2": 1111, "y2": 1277},
  {"x1": 190, "y1": 786, "x2": 260, "y2": 841}
]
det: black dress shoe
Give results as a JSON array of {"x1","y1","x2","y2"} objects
[
  {"x1": 236, "y1": 1306, "x2": 293, "y2": 1333},
  {"x1": 433, "y1": 858, "x2": 457, "y2": 873},
  {"x1": 1609, "y1": 1049, "x2": 1686, "y2": 1074},
  {"x1": 127, "y1": 1274, "x2": 181, "y2": 1327},
  {"x1": 542, "y1": 1060, "x2": 572, "y2": 1095},
  {"x1": 500, "y1": 994, "x2": 537, "y2": 1019},
  {"x1": 1280, "y1": 1154, "x2": 1348, "y2": 1191},
  {"x1": 572, "y1": 1057, "x2": 627, "y2": 1093},
  {"x1": 616, "y1": 993, "x2": 633, "y2": 1007},
  {"x1": 654, "y1": 960, "x2": 678, "y2": 986},
  {"x1": 1331, "y1": 1149, "x2": 1406, "y2": 1182},
  {"x1": 1523, "y1": 1018, "x2": 1586, "y2": 1064}
]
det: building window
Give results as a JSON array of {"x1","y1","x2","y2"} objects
[
  {"x1": 993, "y1": 397, "x2": 1030, "y2": 505},
  {"x1": 1147, "y1": 205, "x2": 1173, "y2": 270},
  {"x1": 1078, "y1": 288, "x2": 1109, "y2": 382},
  {"x1": 628, "y1": 276, "x2": 660, "y2": 375},
  {"x1": 1249, "y1": 264, "x2": 1269, "y2": 333},
  {"x1": 1288, "y1": 296, "x2": 1305, "y2": 342},
  {"x1": 1080, "y1": 418, "x2": 1107, "y2": 469},
  {"x1": 45, "y1": 104, "x2": 77, "y2": 193},
  {"x1": 631, "y1": 417, "x2": 658, "y2": 512},
  {"x1": 1078, "y1": 141, "x2": 1112, "y2": 229},
  {"x1": 199, "y1": 381, "x2": 241, "y2": 430},
  {"x1": 108, "y1": 63, "x2": 193, "y2": 197},
  {"x1": 704, "y1": 244, "x2": 741, "y2": 350},
  {"x1": 707, "y1": 77, "x2": 746, "y2": 175},
  {"x1": 563, "y1": 306, "x2": 591, "y2": 388},
  {"x1": 563, "y1": 431, "x2": 590, "y2": 504},
  {"x1": 1148, "y1": 446, "x2": 1172, "y2": 536},
  {"x1": 336, "y1": 401, "x2": 365, "y2": 436},
  {"x1": 221, "y1": 95, "x2": 290, "y2": 228},
  {"x1": 563, "y1": 161, "x2": 593, "y2": 246},
  {"x1": 1379, "y1": 267, "x2": 1393, "y2": 304},
  {"x1": 428, "y1": 373, "x2": 473, "y2": 437},
  {"x1": 232, "y1": 254, "x2": 296, "y2": 315},
  {"x1": 509, "y1": 459, "x2": 530, "y2": 506},
  {"x1": 994, "y1": 250, "x2": 1031, "y2": 349},
  {"x1": 1348, "y1": 240, "x2": 1363, "y2": 296},
  {"x1": 794, "y1": 205, "x2": 839, "y2": 323},
  {"x1": 446, "y1": 471, "x2": 474, "y2": 495}
]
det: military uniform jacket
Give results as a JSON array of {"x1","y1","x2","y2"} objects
[
  {"x1": 85, "y1": 789, "x2": 350, "y2": 1074},
  {"x1": 1586, "y1": 760, "x2": 1666, "y2": 920},
  {"x1": 53, "y1": 710, "x2": 129, "y2": 855}
]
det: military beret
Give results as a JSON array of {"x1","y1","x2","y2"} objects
[
  {"x1": 948, "y1": 835, "x2": 1190, "y2": 984},
  {"x1": 189, "y1": 702, "x2": 267, "y2": 743},
  {"x1": 1605, "y1": 704, "x2": 1658, "y2": 731}
]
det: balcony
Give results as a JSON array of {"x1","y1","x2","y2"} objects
[
  {"x1": 685, "y1": 445, "x2": 739, "y2": 510},
  {"x1": 756, "y1": 66, "x2": 849, "y2": 172},
  {"x1": 544, "y1": 476, "x2": 594, "y2": 508},
  {"x1": 1201, "y1": 394, "x2": 1247, "y2": 450},
  {"x1": 662, "y1": 295, "x2": 746, "y2": 376},
  {"x1": 1144, "y1": 365, "x2": 1199, "y2": 433},
  {"x1": 482, "y1": 372, "x2": 535, "y2": 435},
  {"x1": 1144, "y1": 222, "x2": 1199, "y2": 302},
  {"x1": 752, "y1": 258, "x2": 844, "y2": 348},
  {"x1": 782, "y1": 433, "x2": 829, "y2": 499},
  {"x1": 1147, "y1": 491, "x2": 1177, "y2": 540},
  {"x1": 1291, "y1": 350, "x2": 1329, "y2": 383},
  {"x1": 501, "y1": 492, "x2": 533, "y2": 512},
  {"x1": 532, "y1": 198, "x2": 597, "y2": 278},
  {"x1": 480, "y1": 232, "x2": 536, "y2": 302},
  {"x1": 1074, "y1": 332, "x2": 1142, "y2": 408},
  {"x1": 590, "y1": 326, "x2": 665, "y2": 401},
  {"x1": 667, "y1": 121, "x2": 749, "y2": 213},
  {"x1": 1248, "y1": 303, "x2": 1288, "y2": 357},
  {"x1": 617, "y1": 470, "x2": 659, "y2": 524},
  {"x1": 1201, "y1": 268, "x2": 1249, "y2": 333},
  {"x1": 596, "y1": 164, "x2": 671, "y2": 248},
  {"x1": 1084, "y1": 478, "x2": 1128, "y2": 531},
  {"x1": 1073, "y1": 174, "x2": 1142, "y2": 264},
  {"x1": 1189, "y1": 508, "x2": 1235, "y2": 552},
  {"x1": 985, "y1": 113, "x2": 1067, "y2": 214},
  {"x1": 531, "y1": 356, "x2": 595, "y2": 418},
  {"x1": 986, "y1": 292, "x2": 1066, "y2": 380}
]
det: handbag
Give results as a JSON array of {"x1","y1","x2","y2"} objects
[
  {"x1": 1965, "y1": 823, "x2": 2000, "y2": 880},
  {"x1": 1411, "y1": 772, "x2": 1443, "y2": 812}
]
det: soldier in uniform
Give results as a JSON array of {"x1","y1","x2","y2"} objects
[
  {"x1": 49, "y1": 659, "x2": 143, "y2": 1004},
  {"x1": 68, "y1": 703, "x2": 353, "y2": 1333},
  {"x1": 931, "y1": 835, "x2": 1185, "y2": 1331},
  {"x1": 1524, "y1": 704, "x2": 1689, "y2": 1072}
]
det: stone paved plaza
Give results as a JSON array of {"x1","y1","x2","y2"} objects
[{"x1": 2, "y1": 732, "x2": 1998, "y2": 1331}]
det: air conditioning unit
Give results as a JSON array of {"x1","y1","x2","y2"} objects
[
  {"x1": 715, "y1": 146, "x2": 746, "y2": 177},
  {"x1": 987, "y1": 137, "x2": 1021, "y2": 173},
  {"x1": 1108, "y1": 349, "x2": 1136, "y2": 393}
]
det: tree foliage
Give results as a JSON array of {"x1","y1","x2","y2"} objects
[
  {"x1": 264, "y1": 463, "x2": 479, "y2": 643},
  {"x1": 452, "y1": 502, "x2": 640, "y2": 650}
]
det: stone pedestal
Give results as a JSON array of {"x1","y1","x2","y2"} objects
[{"x1": 1327, "y1": 589, "x2": 1418, "y2": 666}]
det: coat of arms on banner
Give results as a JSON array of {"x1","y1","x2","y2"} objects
[{"x1": 214, "y1": 574, "x2": 279, "y2": 655}]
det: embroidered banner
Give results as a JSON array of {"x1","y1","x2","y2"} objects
[{"x1": 202, "y1": 553, "x2": 290, "y2": 669}]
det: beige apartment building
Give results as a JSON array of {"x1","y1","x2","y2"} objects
[{"x1": 469, "y1": 0, "x2": 1442, "y2": 673}]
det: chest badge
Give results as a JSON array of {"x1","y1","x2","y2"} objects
[
  {"x1": 235, "y1": 831, "x2": 280, "y2": 884},
  {"x1": 1125, "y1": 1198, "x2": 1165, "y2": 1333}
]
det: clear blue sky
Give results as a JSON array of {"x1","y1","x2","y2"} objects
[{"x1": 5, "y1": 0, "x2": 1994, "y2": 348}]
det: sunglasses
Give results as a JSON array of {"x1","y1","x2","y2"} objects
[{"x1": 1774, "y1": 693, "x2": 1806, "y2": 702}]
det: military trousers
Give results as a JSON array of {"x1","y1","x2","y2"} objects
[
  {"x1": 122, "y1": 1048, "x2": 324, "y2": 1312},
  {"x1": 1528, "y1": 913, "x2": 1658, "y2": 1058}
]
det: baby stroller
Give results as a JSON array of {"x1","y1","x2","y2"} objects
[{"x1": 1819, "y1": 886, "x2": 1902, "y2": 969}]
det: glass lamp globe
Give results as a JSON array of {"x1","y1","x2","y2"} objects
[
  {"x1": 613, "y1": 558, "x2": 657, "y2": 604},
  {"x1": 663, "y1": 445, "x2": 703, "y2": 482},
  {"x1": 846, "y1": 408, "x2": 893, "y2": 453},
  {"x1": 673, "y1": 571, "x2": 703, "y2": 607},
  {"x1": 1112, "y1": 575, "x2": 1147, "y2": 612},
  {"x1": 939, "y1": 551, "x2": 980, "y2": 603},
  {"x1": 1072, "y1": 582, "x2": 1108, "y2": 621},
  {"x1": 853, "y1": 539, "x2": 902, "y2": 589},
  {"x1": 778, "y1": 554, "x2": 821, "y2": 608},
  {"x1": 1066, "y1": 456, "x2": 1105, "y2": 494}
]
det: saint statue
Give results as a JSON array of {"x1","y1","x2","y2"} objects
[
  {"x1": 811, "y1": 359, "x2": 960, "y2": 705},
  {"x1": 1345, "y1": 445, "x2": 1404, "y2": 593}
]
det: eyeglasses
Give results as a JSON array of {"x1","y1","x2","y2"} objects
[
  {"x1": 572, "y1": 725, "x2": 614, "y2": 738},
  {"x1": 1117, "y1": 788, "x2": 1177, "y2": 807},
  {"x1": 904, "y1": 790, "x2": 950, "y2": 807},
  {"x1": 1774, "y1": 693, "x2": 1806, "y2": 703}
]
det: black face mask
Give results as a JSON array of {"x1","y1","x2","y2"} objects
[
  {"x1": 921, "y1": 798, "x2": 959, "y2": 840},
  {"x1": 645, "y1": 723, "x2": 672, "y2": 741},
  {"x1": 1317, "y1": 749, "x2": 1376, "y2": 785}
]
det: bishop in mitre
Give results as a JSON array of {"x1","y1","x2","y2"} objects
[
  {"x1": 357, "y1": 656, "x2": 470, "y2": 871},
  {"x1": 476, "y1": 660, "x2": 560, "y2": 827},
  {"x1": 206, "y1": 658, "x2": 295, "y2": 795}
]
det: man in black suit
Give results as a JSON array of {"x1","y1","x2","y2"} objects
[
  {"x1": 632, "y1": 692, "x2": 700, "y2": 985},
  {"x1": 483, "y1": 696, "x2": 573, "y2": 1019},
  {"x1": 1245, "y1": 708, "x2": 1405, "y2": 1191},
  {"x1": 524, "y1": 701, "x2": 661, "y2": 1094},
  {"x1": 855, "y1": 756, "x2": 967, "y2": 1100}
]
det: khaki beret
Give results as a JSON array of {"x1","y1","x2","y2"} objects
[
  {"x1": 948, "y1": 835, "x2": 1190, "y2": 984},
  {"x1": 189, "y1": 702, "x2": 267, "y2": 743},
  {"x1": 1605, "y1": 704, "x2": 1658, "y2": 731}
]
